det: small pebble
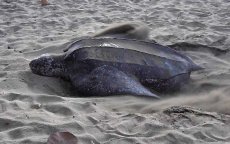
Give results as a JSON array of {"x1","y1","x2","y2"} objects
[{"x1": 41, "y1": 0, "x2": 48, "y2": 6}]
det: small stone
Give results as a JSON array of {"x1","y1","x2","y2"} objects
[
  {"x1": 31, "y1": 103, "x2": 42, "y2": 109},
  {"x1": 41, "y1": 0, "x2": 49, "y2": 6}
]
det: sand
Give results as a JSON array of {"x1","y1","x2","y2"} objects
[{"x1": 0, "y1": 0, "x2": 230, "y2": 143}]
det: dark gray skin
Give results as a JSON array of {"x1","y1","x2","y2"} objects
[
  {"x1": 29, "y1": 22, "x2": 202, "y2": 98},
  {"x1": 30, "y1": 41, "x2": 202, "y2": 98},
  {"x1": 29, "y1": 51, "x2": 160, "y2": 98}
]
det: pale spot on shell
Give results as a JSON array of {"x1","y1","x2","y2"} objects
[{"x1": 40, "y1": 53, "x2": 51, "y2": 57}]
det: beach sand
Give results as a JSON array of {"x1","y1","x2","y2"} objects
[{"x1": 0, "y1": 0, "x2": 230, "y2": 143}]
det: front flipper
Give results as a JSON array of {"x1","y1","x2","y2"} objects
[
  {"x1": 72, "y1": 65, "x2": 159, "y2": 99},
  {"x1": 93, "y1": 22, "x2": 150, "y2": 40}
]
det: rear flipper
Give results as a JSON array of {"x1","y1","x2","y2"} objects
[
  {"x1": 168, "y1": 42, "x2": 229, "y2": 56},
  {"x1": 72, "y1": 65, "x2": 159, "y2": 99}
]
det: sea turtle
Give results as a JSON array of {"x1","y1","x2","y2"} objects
[{"x1": 29, "y1": 23, "x2": 202, "y2": 98}]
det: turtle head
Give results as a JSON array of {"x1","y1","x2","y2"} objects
[{"x1": 29, "y1": 54, "x2": 65, "y2": 78}]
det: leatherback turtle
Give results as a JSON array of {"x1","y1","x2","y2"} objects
[{"x1": 29, "y1": 22, "x2": 202, "y2": 98}]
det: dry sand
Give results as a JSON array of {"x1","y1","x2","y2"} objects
[{"x1": 0, "y1": 0, "x2": 230, "y2": 143}]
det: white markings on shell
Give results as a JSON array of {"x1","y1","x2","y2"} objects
[
  {"x1": 100, "y1": 43, "x2": 119, "y2": 47},
  {"x1": 40, "y1": 53, "x2": 51, "y2": 57}
]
